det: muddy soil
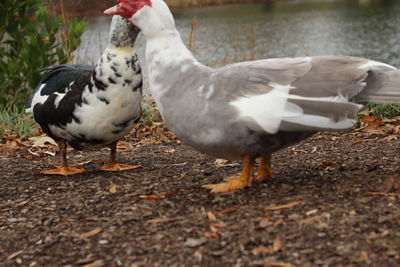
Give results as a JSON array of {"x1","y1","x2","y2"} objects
[{"x1": 1, "y1": 132, "x2": 399, "y2": 266}]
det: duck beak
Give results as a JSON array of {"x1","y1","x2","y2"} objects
[{"x1": 104, "y1": 5, "x2": 120, "y2": 15}]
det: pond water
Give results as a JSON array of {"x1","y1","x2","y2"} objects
[{"x1": 75, "y1": 0, "x2": 400, "y2": 69}]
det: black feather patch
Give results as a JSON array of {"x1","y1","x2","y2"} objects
[
  {"x1": 108, "y1": 77, "x2": 117, "y2": 84},
  {"x1": 98, "y1": 95, "x2": 110, "y2": 105},
  {"x1": 93, "y1": 76, "x2": 108, "y2": 90}
]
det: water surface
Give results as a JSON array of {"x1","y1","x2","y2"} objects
[{"x1": 75, "y1": 0, "x2": 400, "y2": 69}]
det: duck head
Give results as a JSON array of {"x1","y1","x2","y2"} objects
[{"x1": 104, "y1": 0, "x2": 176, "y2": 39}]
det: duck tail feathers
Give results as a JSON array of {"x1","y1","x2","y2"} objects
[{"x1": 354, "y1": 66, "x2": 400, "y2": 104}]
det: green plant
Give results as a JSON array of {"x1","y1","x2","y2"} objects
[
  {"x1": 0, "y1": 0, "x2": 86, "y2": 110},
  {"x1": 360, "y1": 103, "x2": 400, "y2": 119},
  {"x1": 0, "y1": 106, "x2": 35, "y2": 137}
]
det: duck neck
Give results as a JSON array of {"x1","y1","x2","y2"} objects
[{"x1": 146, "y1": 29, "x2": 198, "y2": 67}]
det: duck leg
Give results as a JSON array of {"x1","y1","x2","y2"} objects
[
  {"x1": 203, "y1": 154, "x2": 254, "y2": 193},
  {"x1": 41, "y1": 141, "x2": 86, "y2": 176},
  {"x1": 253, "y1": 154, "x2": 273, "y2": 183},
  {"x1": 96, "y1": 142, "x2": 141, "y2": 171}
]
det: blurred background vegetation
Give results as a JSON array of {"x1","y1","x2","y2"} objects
[{"x1": 0, "y1": 0, "x2": 86, "y2": 111}]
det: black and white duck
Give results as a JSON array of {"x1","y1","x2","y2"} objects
[{"x1": 26, "y1": 15, "x2": 143, "y2": 175}]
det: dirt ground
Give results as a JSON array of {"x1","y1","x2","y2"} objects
[{"x1": 1, "y1": 130, "x2": 400, "y2": 266}]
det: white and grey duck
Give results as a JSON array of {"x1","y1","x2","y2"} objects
[{"x1": 106, "y1": 0, "x2": 400, "y2": 193}]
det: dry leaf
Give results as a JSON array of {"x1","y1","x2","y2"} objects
[
  {"x1": 252, "y1": 245, "x2": 270, "y2": 256},
  {"x1": 184, "y1": 237, "x2": 207, "y2": 247},
  {"x1": 80, "y1": 227, "x2": 102, "y2": 239},
  {"x1": 321, "y1": 162, "x2": 335, "y2": 167},
  {"x1": 273, "y1": 235, "x2": 282, "y2": 252},
  {"x1": 300, "y1": 215, "x2": 323, "y2": 226},
  {"x1": 15, "y1": 200, "x2": 28, "y2": 207},
  {"x1": 32, "y1": 136, "x2": 57, "y2": 148},
  {"x1": 352, "y1": 140, "x2": 364, "y2": 145},
  {"x1": 212, "y1": 207, "x2": 239, "y2": 215},
  {"x1": 265, "y1": 201, "x2": 303, "y2": 211},
  {"x1": 136, "y1": 194, "x2": 161, "y2": 199},
  {"x1": 109, "y1": 184, "x2": 117, "y2": 194},
  {"x1": 258, "y1": 216, "x2": 270, "y2": 228},
  {"x1": 383, "y1": 135, "x2": 397, "y2": 141},
  {"x1": 135, "y1": 191, "x2": 180, "y2": 200},
  {"x1": 310, "y1": 146, "x2": 318, "y2": 153},
  {"x1": 82, "y1": 260, "x2": 105, "y2": 267},
  {"x1": 207, "y1": 211, "x2": 217, "y2": 221},
  {"x1": 204, "y1": 231, "x2": 219, "y2": 239},
  {"x1": 72, "y1": 160, "x2": 92, "y2": 167},
  {"x1": 365, "y1": 121, "x2": 383, "y2": 129},
  {"x1": 146, "y1": 217, "x2": 180, "y2": 224},
  {"x1": 360, "y1": 251, "x2": 369, "y2": 262},
  {"x1": 360, "y1": 115, "x2": 380, "y2": 122},
  {"x1": 367, "y1": 191, "x2": 400, "y2": 197},
  {"x1": 263, "y1": 261, "x2": 294, "y2": 267},
  {"x1": 7, "y1": 250, "x2": 23, "y2": 260}
]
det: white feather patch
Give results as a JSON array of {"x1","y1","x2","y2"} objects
[
  {"x1": 25, "y1": 84, "x2": 48, "y2": 113},
  {"x1": 359, "y1": 60, "x2": 396, "y2": 70},
  {"x1": 230, "y1": 82, "x2": 297, "y2": 134},
  {"x1": 284, "y1": 114, "x2": 355, "y2": 130}
]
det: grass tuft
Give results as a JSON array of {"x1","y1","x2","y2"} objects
[
  {"x1": 360, "y1": 103, "x2": 400, "y2": 119},
  {"x1": 0, "y1": 107, "x2": 36, "y2": 138}
]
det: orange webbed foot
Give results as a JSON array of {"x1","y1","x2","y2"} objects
[
  {"x1": 202, "y1": 174, "x2": 248, "y2": 193},
  {"x1": 96, "y1": 162, "x2": 141, "y2": 172},
  {"x1": 41, "y1": 166, "x2": 86, "y2": 176}
]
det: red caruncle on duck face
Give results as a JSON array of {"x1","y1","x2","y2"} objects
[{"x1": 104, "y1": 0, "x2": 152, "y2": 19}]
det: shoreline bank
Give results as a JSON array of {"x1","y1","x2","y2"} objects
[{"x1": 47, "y1": 0, "x2": 277, "y2": 17}]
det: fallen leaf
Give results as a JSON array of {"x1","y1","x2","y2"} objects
[
  {"x1": 365, "y1": 121, "x2": 383, "y2": 129},
  {"x1": 273, "y1": 235, "x2": 282, "y2": 252},
  {"x1": 300, "y1": 215, "x2": 323, "y2": 226},
  {"x1": 207, "y1": 211, "x2": 217, "y2": 221},
  {"x1": 80, "y1": 227, "x2": 102, "y2": 239},
  {"x1": 367, "y1": 191, "x2": 400, "y2": 197},
  {"x1": 291, "y1": 148, "x2": 307, "y2": 153},
  {"x1": 109, "y1": 184, "x2": 117, "y2": 194},
  {"x1": 264, "y1": 261, "x2": 294, "y2": 267},
  {"x1": 265, "y1": 201, "x2": 303, "y2": 211},
  {"x1": 204, "y1": 231, "x2": 219, "y2": 239},
  {"x1": 252, "y1": 245, "x2": 270, "y2": 256},
  {"x1": 15, "y1": 200, "x2": 29, "y2": 207},
  {"x1": 360, "y1": 251, "x2": 369, "y2": 262},
  {"x1": 383, "y1": 135, "x2": 397, "y2": 141},
  {"x1": 82, "y1": 260, "x2": 105, "y2": 267},
  {"x1": 136, "y1": 194, "x2": 161, "y2": 199},
  {"x1": 310, "y1": 146, "x2": 318, "y2": 153},
  {"x1": 135, "y1": 191, "x2": 180, "y2": 199},
  {"x1": 212, "y1": 207, "x2": 239, "y2": 216},
  {"x1": 7, "y1": 250, "x2": 23, "y2": 260},
  {"x1": 360, "y1": 115, "x2": 380, "y2": 122},
  {"x1": 184, "y1": 237, "x2": 207, "y2": 247},
  {"x1": 72, "y1": 160, "x2": 92, "y2": 167},
  {"x1": 321, "y1": 162, "x2": 335, "y2": 167},
  {"x1": 209, "y1": 223, "x2": 240, "y2": 230},
  {"x1": 146, "y1": 217, "x2": 180, "y2": 224},
  {"x1": 32, "y1": 136, "x2": 57, "y2": 148},
  {"x1": 258, "y1": 216, "x2": 270, "y2": 228},
  {"x1": 352, "y1": 140, "x2": 364, "y2": 145}
]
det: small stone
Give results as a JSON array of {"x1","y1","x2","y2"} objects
[
  {"x1": 184, "y1": 237, "x2": 207, "y2": 248},
  {"x1": 288, "y1": 214, "x2": 301, "y2": 220}
]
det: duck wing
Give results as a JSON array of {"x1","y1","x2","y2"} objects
[
  {"x1": 207, "y1": 56, "x2": 396, "y2": 134},
  {"x1": 26, "y1": 64, "x2": 94, "y2": 112}
]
